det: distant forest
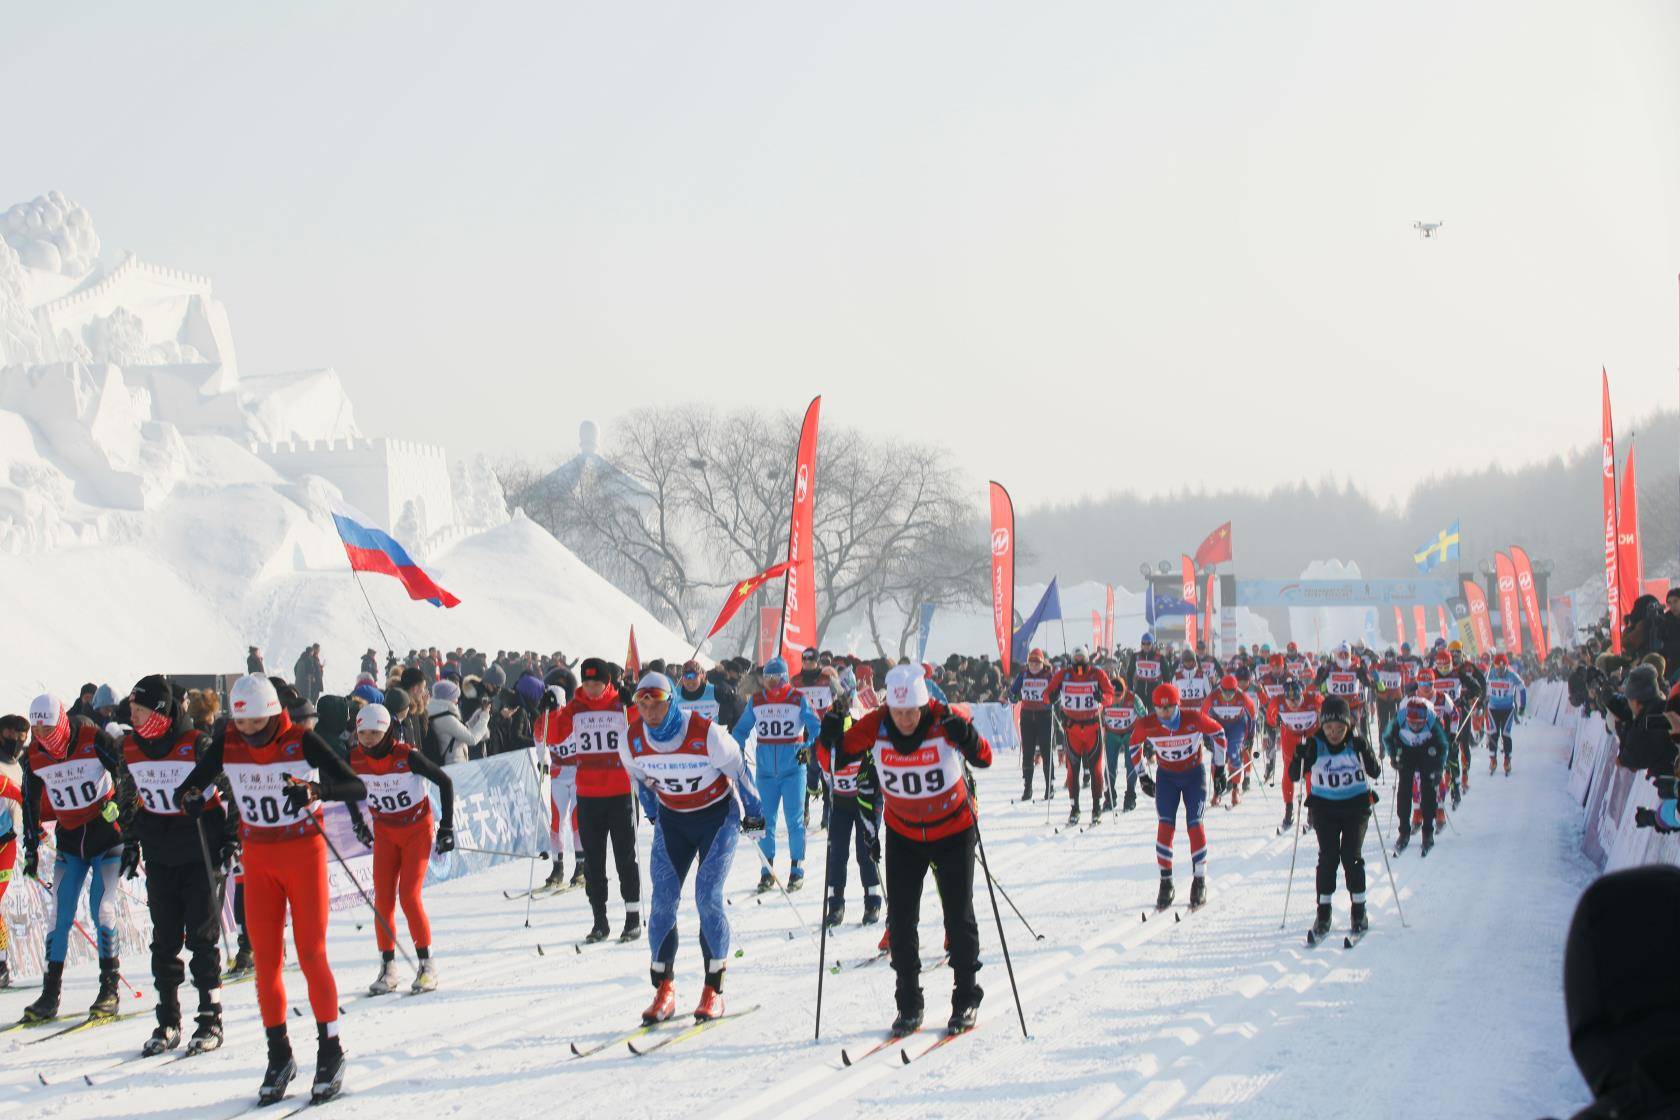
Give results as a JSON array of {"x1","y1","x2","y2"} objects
[{"x1": 1016, "y1": 407, "x2": 1678, "y2": 596}]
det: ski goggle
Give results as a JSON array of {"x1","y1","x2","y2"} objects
[{"x1": 633, "y1": 686, "x2": 671, "y2": 704}]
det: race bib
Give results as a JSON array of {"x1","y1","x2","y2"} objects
[{"x1": 129, "y1": 758, "x2": 194, "y2": 816}]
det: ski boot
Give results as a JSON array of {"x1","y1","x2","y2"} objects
[
  {"x1": 411, "y1": 958, "x2": 438, "y2": 993},
  {"x1": 258, "y1": 1025, "x2": 297, "y2": 1105},
  {"x1": 891, "y1": 1006, "x2": 923, "y2": 1036},
  {"x1": 1155, "y1": 876, "x2": 1175, "y2": 911},
  {"x1": 1229, "y1": 786, "x2": 1241, "y2": 808},
  {"x1": 1350, "y1": 902, "x2": 1369, "y2": 934},
  {"x1": 1188, "y1": 876, "x2": 1207, "y2": 910},
  {"x1": 619, "y1": 909, "x2": 643, "y2": 943},
  {"x1": 311, "y1": 1024, "x2": 345, "y2": 1104},
  {"x1": 862, "y1": 895, "x2": 882, "y2": 925},
  {"x1": 642, "y1": 976, "x2": 677, "y2": 1025},
  {"x1": 1122, "y1": 788, "x2": 1137, "y2": 813},
  {"x1": 368, "y1": 955, "x2": 402, "y2": 995},
  {"x1": 787, "y1": 863, "x2": 805, "y2": 892},
  {"x1": 542, "y1": 861, "x2": 567, "y2": 890},
  {"x1": 1088, "y1": 803, "x2": 1103, "y2": 826},
  {"x1": 1103, "y1": 790, "x2": 1115, "y2": 812},
  {"x1": 1393, "y1": 827, "x2": 1411, "y2": 854},
  {"x1": 1504, "y1": 755, "x2": 1512, "y2": 776},
  {"x1": 1310, "y1": 903, "x2": 1332, "y2": 940},
  {"x1": 187, "y1": 1006, "x2": 224, "y2": 1054},
  {"x1": 585, "y1": 915, "x2": 611, "y2": 944},
  {"x1": 142, "y1": 1022, "x2": 181, "y2": 1056},
  {"x1": 22, "y1": 961, "x2": 63, "y2": 1023},
  {"x1": 569, "y1": 863, "x2": 586, "y2": 890},
  {"x1": 1066, "y1": 805, "x2": 1080, "y2": 827},
  {"x1": 227, "y1": 940, "x2": 254, "y2": 977},
  {"x1": 1212, "y1": 768, "x2": 1228, "y2": 799},
  {"x1": 1021, "y1": 780, "x2": 1033, "y2": 802},
  {"x1": 90, "y1": 958, "x2": 121, "y2": 1018},
  {"x1": 823, "y1": 894, "x2": 845, "y2": 929},
  {"x1": 756, "y1": 867, "x2": 776, "y2": 894},
  {"x1": 1280, "y1": 803, "x2": 1294, "y2": 832},
  {"x1": 694, "y1": 971, "x2": 725, "y2": 1021},
  {"x1": 1488, "y1": 753, "x2": 1497, "y2": 776},
  {"x1": 0, "y1": 958, "x2": 11, "y2": 990},
  {"x1": 1420, "y1": 832, "x2": 1435, "y2": 857},
  {"x1": 948, "y1": 986, "x2": 982, "y2": 1034}
]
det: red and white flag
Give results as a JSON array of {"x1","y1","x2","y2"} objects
[
  {"x1": 988, "y1": 482, "x2": 1015, "y2": 677},
  {"x1": 780, "y1": 397, "x2": 821, "y2": 661}
]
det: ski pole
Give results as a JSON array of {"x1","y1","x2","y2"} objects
[
  {"x1": 454, "y1": 845, "x2": 550, "y2": 860},
  {"x1": 287, "y1": 778, "x2": 418, "y2": 972},
  {"x1": 524, "y1": 747, "x2": 547, "y2": 929},
  {"x1": 193, "y1": 816, "x2": 234, "y2": 963},
  {"x1": 31, "y1": 876, "x2": 145, "y2": 999},
  {"x1": 974, "y1": 814, "x2": 1029, "y2": 1039},
  {"x1": 1278, "y1": 789, "x2": 1303, "y2": 931},
  {"x1": 982, "y1": 866, "x2": 1046, "y2": 941},
  {"x1": 748, "y1": 836, "x2": 823, "y2": 954},
  {"x1": 814, "y1": 743, "x2": 834, "y2": 1040},
  {"x1": 1367, "y1": 793, "x2": 1408, "y2": 928}
]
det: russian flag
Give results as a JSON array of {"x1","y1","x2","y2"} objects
[{"x1": 329, "y1": 499, "x2": 460, "y2": 608}]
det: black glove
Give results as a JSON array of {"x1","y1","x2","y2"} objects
[
  {"x1": 1138, "y1": 773, "x2": 1156, "y2": 797},
  {"x1": 178, "y1": 785, "x2": 206, "y2": 818},
  {"x1": 1635, "y1": 806, "x2": 1658, "y2": 829},
  {"x1": 282, "y1": 781, "x2": 318, "y2": 815},
  {"x1": 217, "y1": 834, "x2": 242, "y2": 871},
  {"x1": 795, "y1": 748, "x2": 810, "y2": 766},
  {"x1": 806, "y1": 771, "x2": 820, "y2": 795},
  {"x1": 1368, "y1": 790, "x2": 1381, "y2": 806},
  {"x1": 740, "y1": 815, "x2": 766, "y2": 836},
  {"x1": 119, "y1": 841, "x2": 142, "y2": 880},
  {"x1": 866, "y1": 834, "x2": 881, "y2": 863},
  {"x1": 351, "y1": 814, "x2": 374, "y2": 848},
  {"x1": 539, "y1": 688, "x2": 560, "y2": 714},
  {"x1": 434, "y1": 825, "x2": 455, "y2": 854},
  {"x1": 940, "y1": 714, "x2": 978, "y2": 751},
  {"x1": 831, "y1": 692, "x2": 851, "y2": 720}
]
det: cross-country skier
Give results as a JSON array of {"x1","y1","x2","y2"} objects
[
  {"x1": 1128, "y1": 633, "x2": 1167, "y2": 697},
  {"x1": 793, "y1": 651, "x2": 838, "y2": 830},
  {"x1": 1484, "y1": 653, "x2": 1526, "y2": 775},
  {"x1": 1382, "y1": 692, "x2": 1448, "y2": 856},
  {"x1": 1202, "y1": 674, "x2": 1257, "y2": 807},
  {"x1": 822, "y1": 664, "x2": 993, "y2": 1036},
  {"x1": 1290, "y1": 696, "x2": 1382, "y2": 939},
  {"x1": 1129, "y1": 683, "x2": 1227, "y2": 910},
  {"x1": 0, "y1": 715, "x2": 28, "y2": 990},
  {"x1": 1047, "y1": 647, "x2": 1114, "y2": 826},
  {"x1": 122, "y1": 675, "x2": 238, "y2": 1055},
  {"x1": 1267, "y1": 678, "x2": 1322, "y2": 832},
  {"x1": 1100, "y1": 681, "x2": 1144, "y2": 812},
  {"x1": 20, "y1": 693, "x2": 135, "y2": 1027},
  {"x1": 534, "y1": 685, "x2": 584, "y2": 893},
  {"x1": 619, "y1": 673, "x2": 764, "y2": 1024},
  {"x1": 1010, "y1": 649, "x2": 1057, "y2": 800},
  {"x1": 542, "y1": 658, "x2": 643, "y2": 943},
  {"x1": 731, "y1": 658, "x2": 821, "y2": 892},
  {"x1": 814, "y1": 692, "x2": 883, "y2": 926},
  {"x1": 346, "y1": 698, "x2": 455, "y2": 995},
  {"x1": 176, "y1": 674, "x2": 367, "y2": 1105}
]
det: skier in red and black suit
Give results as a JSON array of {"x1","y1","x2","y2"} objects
[
  {"x1": 1129, "y1": 683, "x2": 1227, "y2": 911},
  {"x1": 1046, "y1": 647, "x2": 1114, "y2": 827},
  {"x1": 824, "y1": 665, "x2": 992, "y2": 1038},
  {"x1": 1127, "y1": 633, "x2": 1168, "y2": 698},
  {"x1": 175, "y1": 675, "x2": 366, "y2": 1106},
  {"x1": 122, "y1": 674, "x2": 239, "y2": 1057},
  {"x1": 1009, "y1": 649, "x2": 1057, "y2": 801},
  {"x1": 540, "y1": 657, "x2": 642, "y2": 944}
]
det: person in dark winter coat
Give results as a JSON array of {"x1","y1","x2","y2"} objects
[
  {"x1": 1549, "y1": 864, "x2": 1680, "y2": 1119},
  {"x1": 1289, "y1": 695, "x2": 1383, "y2": 939},
  {"x1": 1603, "y1": 666, "x2": 1679, "y2": 780}
]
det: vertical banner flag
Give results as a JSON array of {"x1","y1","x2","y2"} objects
[
  {"x1": 1104, "y1": 585, "x2": 1115, "y2": 651},
  {"x1": 1493, "y1": 552, "x2": 1522, "y2": 654},
  {"x1": 916, "y1": 603, "x2": 937, "y2": 664},
  {"x1": 1617, "y1": 441, "x2": 1643, "y2": 621},
  {"x1": 1182, "y1": 554, "x2": 1199, "y2": 648},
  {"x1": 1193, "y1": 522, "x2": 1233, "y2": 569},
  {"x1": 1394, "y1": 606, "x2": 1407, "y2": 647},
  {"x1": 988, "y1": 481, "x2": 1015, "y2": 678},
  {"x1": 1510, "y1": 546, "x2": 1548, "y2": 659},
  {"x1": 1463, "y1": 581, "x2": 1496, "y2": 653},
  {"x1": 1091, "y1": 611, "x2": 1103, "y2": 651},
  {"x1": 1601, "y1": 369, "x2": 1621, "y2": 653},
  {"x1": 1436, "y1": 605, "x2": 1450, "y2": 645},
  {"x1": 626, "y1": 625, "x2": 641, "y2": 678},
  {"x1": 780, "y1": 396, "x2": 821, "y2": 661},
  {"x1": 1185, "y1": 614, "x2": 1197, "y2": 650},
  {"x1": 757, "y1": 607, "x2": 781, "y2": 666},
  {"x1": 1413, "y1": 605, "x2": 1428, "y2": 650}
]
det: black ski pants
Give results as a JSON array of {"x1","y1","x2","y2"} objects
[
  {"x1": 578, "y1": 794, "x2": 640, "y2": 921},
  {"x1": 885, "y1": 824, "x2": 981, "y2": 1014}
]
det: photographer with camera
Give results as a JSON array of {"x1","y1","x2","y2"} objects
[{"x1": 1601, "y1": 665, "x2": 1679, "y2": 781}]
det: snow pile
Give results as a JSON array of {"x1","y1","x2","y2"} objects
[{"x1": 0, "y1": 192, "x2": 687, "y2": 711}]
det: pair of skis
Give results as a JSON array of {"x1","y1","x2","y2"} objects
[
  {"x1": 1305, "y1": 926, "x2": 1369, "y2": 949},
  {"x1": 840, "y1": 1022, "x2": 974, "y2": 1067},
  {"x1": 568, "y1": 1005, "x2": 762, "y2": 1059}
]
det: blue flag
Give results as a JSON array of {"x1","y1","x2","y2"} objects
[
  {"x1": 916, "y1": 603, "x2": 936, "y2": 663},
  {"x1": 1413, "y1": 520, "x2": 1461, "y2": 573},
  {"x1": 1011, "y1": 578, "x2": 1062, "y2": 664},
  {"x1": 1145, "y1": 584, "x2": 1198, "y2": 624}
]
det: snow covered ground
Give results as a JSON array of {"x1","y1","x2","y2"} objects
[{"x1": 1, "y1": 718, "x2": 1595, "y2": 1119}]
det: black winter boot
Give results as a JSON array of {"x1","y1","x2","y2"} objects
[
  {"x1": 312, "y1": 1023, "x2": 346, "y2": 1103},
  {"x1": 90, "y1": 957, "x2": 122, "y2": 1018},
  {"x1": 259, "y1": 1025, "x2": 296, "y2": 1105},
  {"x1": 1311, "y1": 903, "x2": 1332, "y2": 939},
  {"x1": 23, "y1": 960, "x2": 63, "y2": 1023}
]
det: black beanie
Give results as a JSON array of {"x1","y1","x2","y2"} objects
[{"x1": 131, "y1": 674, "x2": 174, "y2": 716}]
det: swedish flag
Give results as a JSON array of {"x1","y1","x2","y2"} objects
[{"x1": 1413, "y1": 520, "x2": 1461, "y2": 573}]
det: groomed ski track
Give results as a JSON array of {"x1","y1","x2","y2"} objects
[{"x1": 0, "y1": 720, "x2": 1594, "y2": 1119}]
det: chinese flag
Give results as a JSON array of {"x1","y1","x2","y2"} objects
[
  {"x1": 1193, "y1": 522, "x2": 1233, "y2": 569},
  {"x1": 705, "y1": 561, "x2": 794, "y2": 640}
]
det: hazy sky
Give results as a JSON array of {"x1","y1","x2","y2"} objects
[{"x1": 6, "y1": 1, "x2": 1679, "y2": 508}]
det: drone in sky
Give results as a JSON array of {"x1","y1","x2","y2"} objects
[{"x1": 1413, "y1": 220, "x2": 1444, "y2": 239}]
